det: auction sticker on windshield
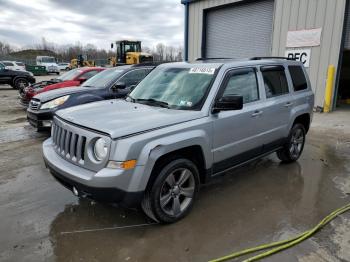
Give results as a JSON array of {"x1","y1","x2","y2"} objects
[{"x1": 189, "y1": 67, "x2": 215, "y2": 74}]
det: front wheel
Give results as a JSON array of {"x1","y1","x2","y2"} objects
[
  {"x1": 277, "y1": 123, "x2": 306, "y2": 163},
  {"x1": 142, "y1": 158, "x2": 200, "y2": 223}
]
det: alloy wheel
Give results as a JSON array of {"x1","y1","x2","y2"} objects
[
  {"x1": 289, "y1": 128, "x2": 304, "y2": 158},
  {"x1": 159, "y1": 168, "x2": 195, "y2": 216}
]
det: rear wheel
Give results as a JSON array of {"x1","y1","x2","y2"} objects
[
  {"x1": 13, "y1": 78, "x2": 29, "y2": 90},
  {"x1": 142, "y1": 158, "x2": 199, "y2": 223},
  {"x1": 277, "y1": 123, "x2": 306, "y2": 163}
]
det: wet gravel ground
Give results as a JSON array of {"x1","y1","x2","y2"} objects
[{"x1": 0, "y1": 78, "x2": 350, "y2": 262}]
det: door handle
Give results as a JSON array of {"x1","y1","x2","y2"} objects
[
  {"x1": 251, "y1": 110, "x2": 263, "y2": 117},
  {"x1": 284, "y1": 102, "x2": 294, "y2": 107}
]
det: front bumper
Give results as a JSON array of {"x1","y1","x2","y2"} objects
[
  {"x1": 47, "y1": 67, "x2": 59, "y2": 73},
  {"x1": 19, "y1": 93, "x2": 32, "y2": 108},
  {"x1": 27, "y1": 108, "x2": 53, "y2": 129},
  {"x1": 42, "y1": 139, "x2": 144, "y2": 207}
]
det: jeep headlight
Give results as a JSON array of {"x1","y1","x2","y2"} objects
[
  {"x1": 40, "y1": 95, "x2": 70, "y2": 109},
  {"x1": 93, "y1": 138, "x2": 108, "y2": 161}
]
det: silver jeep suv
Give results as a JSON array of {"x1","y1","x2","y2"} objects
[{"x1": 43, "y1": 58, "x2": 314, "y2": 223}]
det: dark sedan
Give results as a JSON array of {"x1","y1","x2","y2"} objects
[{"x1": 27, "y1": 65, "x2": 154, "y2": 131}]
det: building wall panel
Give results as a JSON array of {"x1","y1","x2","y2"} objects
[{"x1": 187, "y1": 0, "x2": 347, "y2": 107}]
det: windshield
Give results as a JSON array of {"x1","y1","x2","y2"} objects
[
  {"x1": 57, "y1": 69, "x2": 82, "y2": 81},
  {"x1": 82, "y1": 68, "x2": 124, "y2": 88},
  {"x1": 128, "y1": 66, "x2": 217, "y2": 110},
  {"x1": 41, "y1": 57, "x2": 56, "y2": 63}
]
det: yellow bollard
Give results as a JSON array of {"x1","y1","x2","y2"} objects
[{"x1": 323, "y1": 65, "x2": 335, "y2": 113}]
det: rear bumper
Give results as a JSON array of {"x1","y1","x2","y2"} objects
[
  {"x1": 28, "y1": 77, "x2": 36, "y2": 84},
  {"x1": 27, "y1": 108, "x2": 53, "y2": 129},
  {"x1": 42, "y1": 139, "x2": 144, "y2": 207}
]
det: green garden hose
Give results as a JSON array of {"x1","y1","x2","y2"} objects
[{"x1": 209, "y1": 203, "x2": 350, "y2": 262}]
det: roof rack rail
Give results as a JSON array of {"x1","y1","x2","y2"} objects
[
  {"x1": 196, "y1": 57, "x2": 234, "y2": 61},
  {"x1": 250, "y1": 56, "x2": 296, "y2": 60}
]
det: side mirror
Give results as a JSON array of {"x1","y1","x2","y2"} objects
[
  {"x1": 112, "y1": 82, "x2": 126, "y2": 91},
  {"x1": 77, "y1": 77, "x2": 87, "y2": 83},
  {"x1": 213, "y1": 95, "x2": 243, "y2": 113}
]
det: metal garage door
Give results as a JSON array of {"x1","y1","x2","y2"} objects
[
  {"x1": 344, "y1": 2, "x2": 350, "y2": 50},
  {"x1": 205, "y1": 0, "x2": 274, "y2": 58}
]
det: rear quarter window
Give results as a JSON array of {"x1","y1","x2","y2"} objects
[{"x1": 289, "y1": 66, "x2": 308, "y2": 91}]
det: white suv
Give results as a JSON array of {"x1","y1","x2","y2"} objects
[{"x1": 1, "y1": 61, "x2": 26, "y2": 71}]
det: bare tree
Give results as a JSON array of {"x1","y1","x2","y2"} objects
[
  {"x1": 155, "y1": 43, "x2": 166, "y2": 61},
  {"x1": 0, "y1": 39, "x2": 183, "y2": 64}
]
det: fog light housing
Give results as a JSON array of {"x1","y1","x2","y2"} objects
[
  {"x1": 42, "y1": 120, "x2": 52, "y2": 127},
  {"x1": 107, "y1": 160, "x2": 137, "y2": 170}
]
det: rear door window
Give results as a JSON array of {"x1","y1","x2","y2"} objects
[
  {"x1": 261, "y1": 65, "x2": 289, "y2": 98},
  {"x1": 288, "y1": 66, "x2": 308, "y2": 91}
]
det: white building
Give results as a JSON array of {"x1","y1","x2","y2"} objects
[{"x1": 182, "y1": 0, "x2": 350, "y2": 110}]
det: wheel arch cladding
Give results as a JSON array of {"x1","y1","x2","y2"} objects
[
  {"x1": 293, "y1": 113, "x2": 310, "y2": 133},
  {"x1": 131, "y1": 131, "x2": 211, "y2": 192},
  {"x1": 144, "y1": 145, "x2": 206, "y2": 192}
]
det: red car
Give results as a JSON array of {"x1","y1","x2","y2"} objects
[{"x1": 20, "y1": 67, "x2": 105, "y2": 107}]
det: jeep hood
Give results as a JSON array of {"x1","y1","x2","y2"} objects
[{"x1": 56, "y1": 100, "x2": 206, "y2": 139}]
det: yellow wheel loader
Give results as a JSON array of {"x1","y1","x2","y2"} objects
[
  {"x1": 69, "y1": 55, "x2": 95, "y2": 69},
  {"x1": 110, "y1": 40, "x2": 153, "y2": 66}
]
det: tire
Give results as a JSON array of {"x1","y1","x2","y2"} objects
[
  {"x1": 56, "y1": 72, "x2": 60, "y2": 75},
  {"x1": 141, "y1": 158, "x2": 200, "y2": 223},
  {"x1": 13, "y1": 78, "x2": 29, "y2": 90},
  {"x1": 277, "y1": 123, "x2": 306, "y2": 163}
]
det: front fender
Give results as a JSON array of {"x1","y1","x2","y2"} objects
[{"x1": 127, "y1": 129, "x2": 211, "y2": 192}]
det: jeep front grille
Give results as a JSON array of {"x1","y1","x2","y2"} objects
[
  {"x1": 29, "y1": 99, "x2": 40, "y2": 110},
  {"x1": 52, "y1": 122, "x2": 87, "y2": 164},
  {"x1": 51, "y1": 116, "x2": 111, "y2": 172}
]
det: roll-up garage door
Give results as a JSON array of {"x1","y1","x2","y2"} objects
[
  {"x1": 344, "y1": 2, "x2": 350, "y2": 50},
  {"x1": 205, "y1": 0, "x2": 275, "y2": 58}
]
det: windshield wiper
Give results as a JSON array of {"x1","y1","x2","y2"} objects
[{"x1": 135, "y1": 98, "x2": 169, "y2": 108}]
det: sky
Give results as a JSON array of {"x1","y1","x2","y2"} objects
[{"x1": 0, "y1": 0, "x2": 184, "y2": 50}]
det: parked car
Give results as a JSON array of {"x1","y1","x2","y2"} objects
[
  {"x1": 0, "y1": 62, "x2": 35, "y2": 89},
  {"x1": 1, "y1": 61, "x2": 26, "y2": 71},
  {"x1": 27, "y1": 64, "x2": 154, "y2": 130},
  {"x1": 20, "y1": 67, "x2": 104, "y2": 107},
  {"x1": 57, "y1": 63, "x2": 70, "y2": 71},
  {"x1": 43, "y1": 58, "x2": 314, "y2": 223}
]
